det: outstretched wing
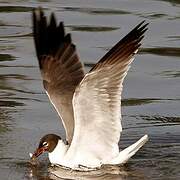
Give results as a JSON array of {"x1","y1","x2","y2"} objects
[
  {"x1": 66, "y1": 21, "x2": 148, "y2": 166},
  {"x1": 33, "y1": 8, "x2": 85, "y2": 142}
]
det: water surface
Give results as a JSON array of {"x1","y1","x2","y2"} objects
[{"x1": 0, "y1": 0, "x2": 180, "y2": 179}]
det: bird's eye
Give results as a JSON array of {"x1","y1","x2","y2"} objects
[{"x1": 43, "y1": 142, "x2": 48, "y2": 146}]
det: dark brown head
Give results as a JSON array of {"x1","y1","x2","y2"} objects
[{"x1": 31, "y1": 134, "x2": 61, "y2": 159}]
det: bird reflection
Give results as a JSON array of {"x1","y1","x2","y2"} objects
[{"x1": 48, "y1": 164, "x2": 145, "y2": 180}]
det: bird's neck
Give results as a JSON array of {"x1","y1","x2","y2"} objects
[{"x1": 48, "y1": 139, "x2": 69, "y2": 165}]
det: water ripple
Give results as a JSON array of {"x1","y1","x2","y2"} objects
[
  {"x1": 138, "y1": 13, "x2": 167, "y2": 19},
  {"x1": 67, "y1": 25, "x2": 119, "y2": 32},
  {"x1": 0, "y1": 25, "x2": 31, "y2": 38},
  {"x1": 62, "y1": 7, "x2": 130, "y2": 15},
  {"x1": 139, "y1": 47, "x2": 180, "y2": 57},
  {"x1": 156, "y1": 70, "x2": 180, "y2": 78},
  {"x1": 0, "y1": 100, "x2": 24, "y2": 107},
  {"x1": 0, "y1": 6, "x2": 33, "y2": 13},
  {"x1": 157, "y1": 0, "x2": 180, "y2": 6},
  {"x1": 123, "y1": 98, "x2": 178, "y2": 106},
  {"x1": 0, "y1": 54, "x2": 15, "y2": 61},
  {"x1": 138, "y1": 115, "x2": 180, "y2": 126}
]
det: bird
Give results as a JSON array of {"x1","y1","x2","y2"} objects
[{"x1": 30, "y1": 7, "x2": 149, "y2": 170}]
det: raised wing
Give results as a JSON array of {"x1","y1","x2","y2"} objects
[
  {"x1": 33, "y1": 8, "x2": 85, "y2": 142},
  {"x1": 66, "y1": 21, "x2": 148, "y2": 167}
]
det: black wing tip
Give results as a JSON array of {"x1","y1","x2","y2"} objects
[
  {"x1": 136, "y1": 21, "x2": 149, "y2": 35},
  {"x1": 136, "y1": 20, "x2": 149, "y2": 29},
  {"x1": 128, "y1": 21, "x2": 149, "y2": 46},
  {"x1": 59, "y1": 21, "x2": 64, "y2": 28},
  {"x1": 64, "y1": 33, "x2": 72, "y2": 43},
  {"x1": 32, "y1": 6, "x2": 44, "y2": 19},
  {"x1": 137, "y1": 20, "x2": 149, "y2": 26},
  {"x1": 118, "y1": 20, "x2": 149, "y2": 46},
  {"x1": 32, "y1": 6, "x2": 41, "y2": 13},
  {"x1": 49, "y1": 12, "x2": 57, "y2": 26},
  {"x1": 33, "y1": 7, "x2": 56, "y2": 27},
  {"x1": 89, "y1": 21, "x2": 149, "y2": 72},
  {"x1": 32, "y1": 7, "x2": 72, "y2": 62},
  {"x1": 132, "y1": 21, "x2": 149, "y2": 50}
]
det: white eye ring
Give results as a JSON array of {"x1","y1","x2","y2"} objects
[{"x1": 43, "y1": 142, "x2": 48, "y2": 146}]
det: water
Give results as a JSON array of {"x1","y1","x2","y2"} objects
[{"x1": 0, "y1": 0, "x2": 180, "y2": 179}]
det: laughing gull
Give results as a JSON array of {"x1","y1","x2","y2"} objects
[{"x1": 30, "y1": 7, "x2": 149, "y2": 170}]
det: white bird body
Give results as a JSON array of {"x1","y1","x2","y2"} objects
[
  {"x1": 31, "y1": 8, "x2": 149, "y2": 171},
  {"x1": 48, "y1": 135, "x2": 148, "y2": 170},
  {"x1": 48, "y1": 140, "x2": 69, "y2": 166}
]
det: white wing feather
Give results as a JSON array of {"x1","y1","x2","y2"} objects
[
  {"x1": 65, "y1": 57, "x2": 134, "y2": 167},
  {"x1": 64, "y1": 21, "x2": 148, "y2": 168}
]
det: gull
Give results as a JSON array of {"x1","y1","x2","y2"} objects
[{"x1": 31, "y1": 7, "x2": 149, "y2": 170}]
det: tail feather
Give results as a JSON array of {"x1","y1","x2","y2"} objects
[{"x1": 111, "y1": 134, "x2": 148, "y2": 165}]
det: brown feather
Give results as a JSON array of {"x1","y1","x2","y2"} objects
[{"x1": 33, "y1": 7, "x2": 85, "y2": 142}]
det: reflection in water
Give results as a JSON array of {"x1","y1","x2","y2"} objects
[
  {"x1": 48, "y1": 164, "x2": 144, "y2": 180},
  {"x1": 0, "y1": 6, "x2": 33, "y2": 13},
  {"x1": 167, "y1": 35, "x2": 180, "y2": 41},
  {"x1": 0, "y1": 100, "x2": 24, "y2": 107},
  {"x1": 0, "y1": 41, "x2": 15, "y2": 51},
  {"x1": 122, "y1": 98, "x2": 160, "y2": 106},
  {"x1": 0, "y1": 54, "x2": 15, "y2": 61},
  {"x1": 27, "y1": 162, "x2": 52, "y2": 180},
  {"x1": 0, "y1": 100, "x2": 25, "y2": 178},
  {"x1": 138, "y1": 13, "x2": 167, "y2": 19},
  {"x1": 140, "y1": 115, "x2": 180, "y2": 125},
  {"x1": 157, "y1": 0, "x2": 180, "y2": 5},
  {"x1": 26, "y1": 159, "x2": 147, "y2": 180},
  {"x1": 96, "y1": 46, "x2": 180, "y2": 57},
  {"x1": 63, "y1": 7, "x2": 130, "y2": 15},
  {"x1": 0, "y1": 64, "x2": 35, "y2": 68},
  {"x1": 0, "y1": 74, "x2": 34, "y2": 81},
  {"x1": 128, "y1": 115, "x2": 180, "y2": 130},
  {"x1": 0, "y1": 25, "x2": 31, "y2": 38},
  {"x1": 157, "y1": 70, "x2": 180, "y2": 78},
  {"x1": 0, "y1": 108, "x2": 12, "y2": 134},
  {"x1": 123, "y1": 98, "x2": 180, "y2": 106},
  {"x1": 68, "y1": 25, "x2": 119, "y2": 32},
  {"x1": 0, "y1": 32, "x2": 32, "y2": 39},
  {"x1": 139, "y1": 47, "x2": 180, "y2": 57},
  {"x1": 0, "y1": 73, "x2": 37, "y2": 94}
]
